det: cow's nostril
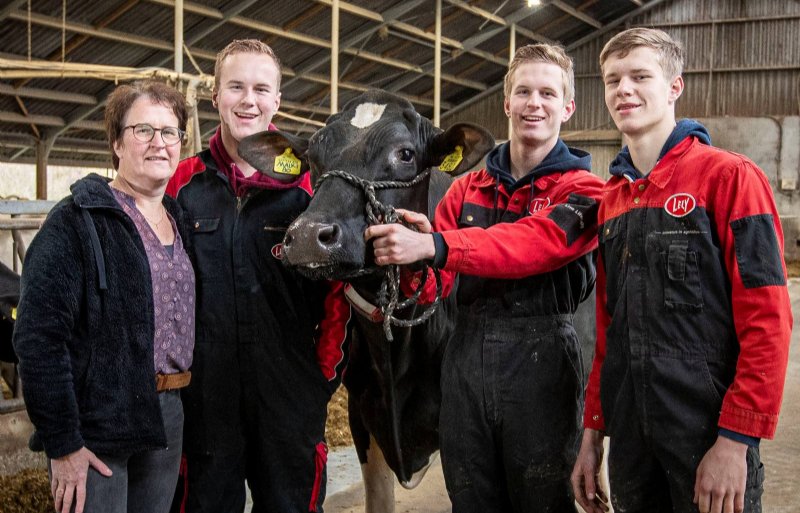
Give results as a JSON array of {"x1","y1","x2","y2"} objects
[
  {"x1": 317, "y1": 224, "x2": 340, "y2": 246},
  {"x1": 284, "y1": 233, "x2": 294, "y2": 246}
]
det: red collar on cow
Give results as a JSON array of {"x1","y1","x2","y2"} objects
[{"x1": 344, "y1": 283, "x2": 383, "y2": 323}]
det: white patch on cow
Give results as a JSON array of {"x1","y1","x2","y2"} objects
[
  {"x1": 400, "y1": 450, "x2": 438, "y2": 490},
  {"x1": 351, "y1": 103, "x2": 387, "y2": 128},
  {"x1": 362, "y1": 434, "x2": 396, "y2": 513}
]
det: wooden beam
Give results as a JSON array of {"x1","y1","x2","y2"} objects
[
  {"x1": 7, "y1": 10, "x2": 217, "y2": 61},
  {"x1": 0, "y1": 83, "x2": 96, "y2": 105},
  {"x1": 0, "y1": 111, "x2": 104, "y2": 131},
  {"x1": 13, "y1": 96, "x2": 39, "y2": 139},
  {"x1": 445, "y1": 0, "x2": 554, "y2": 44},
  {"x1": 550, "y1": 0, "x2": 602, "y2": 29}
]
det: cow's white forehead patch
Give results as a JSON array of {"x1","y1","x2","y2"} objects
[{"x1": 350, "y1": 103, "x2": 387, "y2": 128}]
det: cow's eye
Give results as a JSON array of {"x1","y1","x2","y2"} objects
[{"x1": 397, "y1": 149, "x2": 415, "y2": 163}]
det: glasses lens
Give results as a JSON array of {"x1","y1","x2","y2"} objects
[
  {"x1": 161, "y1": 127, "x2": 182, "y2": 145},
  {"x1": 133, "y1": 124, "x2": 155, "y2": 142}
]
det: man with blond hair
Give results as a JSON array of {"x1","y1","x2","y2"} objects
[
  {"x1": 571, "y1": 27, "x2": 792, "y2": 513},
  {"x1": 167, "y1": 39, "x2": 351, "y2": 513},
  {"x1": 366, "y1": 43, "x2": 604, "y2": 512}
]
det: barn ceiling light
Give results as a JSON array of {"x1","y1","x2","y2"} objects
[{"x1": 527, "y1": 0, "x2": 542, "y2": 6}]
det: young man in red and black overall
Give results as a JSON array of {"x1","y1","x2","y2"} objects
[
  {"x1": 166, "y1": 39, "x2": 351, "y2": 513},
  {"x1": 571, "y1": 28, "x2": 793, "y2": 513},
  {"x1": 366, "y1": 44, "x2": 605, "y2": 512}
]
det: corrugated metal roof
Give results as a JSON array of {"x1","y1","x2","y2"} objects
[{"x1": 5, "y1": 0, "x2": 780, "y2": 169}]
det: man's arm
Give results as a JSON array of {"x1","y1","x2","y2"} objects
[
  {"x1": 713, "y1": 159, "x2": 792, "y2": 438},
  {"x1": 367, "y1": 170, "x2": 604, "y2": 302},
  {"x1": 693, "y1": 159, "x2": 792, "y2": 513},
  {"x1": 437, "y1": 171, "x2": 603, "y2": 278},
  {"x1": 571, "y1": 428, "x2": 609, "y2": 513}
]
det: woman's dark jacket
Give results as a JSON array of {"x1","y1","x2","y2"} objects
[{"x1": 13, "y1": 173, "x2": 189, "y2": 459}]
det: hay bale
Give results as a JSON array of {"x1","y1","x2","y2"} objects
[
  {"x1": 0, "y1": 468, "x2": 52, "y2": 513},
  {"x1": 325, "y1": 385, "x2": 352, "y2": 448}
]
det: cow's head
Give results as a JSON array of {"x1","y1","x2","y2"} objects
[{"x1": 239, "y1": 90, "x2": 494, "y2": 280}]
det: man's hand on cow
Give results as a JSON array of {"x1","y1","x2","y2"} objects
[
  {"x1": 50, "y1": 446, "x2": 112, "y2": 513},
  {"x1": 570, "y1": 428, "x2": 609, "y2": 513},
  {"x1": 394, "y1": 208, "x2": 433, "y2": 234},
  {"x1": 365, "y1": 210, "x2": 436, "y2": 266},
  {"x1": 693, "y1": 436, "x2": 748, "y2": 513}
]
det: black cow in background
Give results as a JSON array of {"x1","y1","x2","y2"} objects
[
  {"x1": 0, "y1": 260, "x2": 20, "y2": 364},
  {"x1": 240, "y1": 90, "x2": 494, "y2": 513}
]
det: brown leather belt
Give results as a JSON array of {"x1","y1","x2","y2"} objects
[{"x1": 155, "y1": 371, "x2": 191, "y2": 392}]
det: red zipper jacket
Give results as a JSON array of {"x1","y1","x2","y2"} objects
[{"x1": 404, "y1": 140, "x2": 604, "y2": 308}]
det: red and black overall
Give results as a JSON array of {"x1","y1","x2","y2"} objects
[
  {"x1": 166, "y1": 129, "x2": 351, "y2": 513},
  {"x1": 584, "y1": 121, "x2": 793, "y2": 513},
  {"x1": 411, "y1": 140, "x2": 604, "y2": 512}
]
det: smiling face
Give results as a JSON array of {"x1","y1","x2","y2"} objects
[
  {"x1": 113, "y1": 96, "x2": 181, "y2": 191},
  {"x1": 504, "y1": 61, "x2": 575, "y2": 151},
  {"x1": 213, "y1": 52, "x2": 281, "y2": 153},
  {"x1": 602, "y1": 46, "x2": 684, "y2": 139}
]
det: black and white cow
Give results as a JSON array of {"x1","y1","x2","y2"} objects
[{"x1": 239, "y1": 90, "x2": 494, "y2": 512}]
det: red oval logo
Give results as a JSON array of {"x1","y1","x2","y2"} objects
[
  {"x1": 529, "y1": 197, "x2": 551, "y2": 214},
  {"x1": 271, "y1": 243, "x2": 284, "y2": 260},
  {"x1": 664, "y1": 193, "x2": 696, "y2": 218}
]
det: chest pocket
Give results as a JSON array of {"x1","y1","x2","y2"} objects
[
  {"x1": 190, "y1": 217, "x2": 223, "y2": 276},
  {"x1": 192, "y1": 217, "x2": 220, "y2": 234},
  {"x1": 661, "y1": 240, "x2": 703, "y2": 311},
  {"x1": 598, "y1": 218, "x2": 625, "y2": 312}
]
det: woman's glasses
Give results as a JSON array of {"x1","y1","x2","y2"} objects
[{"x1": 124, "y1": 124, "x2": 184, "y2": 146}]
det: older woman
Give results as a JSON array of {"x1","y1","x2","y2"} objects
[{"x1": 13, "y1": 81, "x2": 195, "y2": 513}]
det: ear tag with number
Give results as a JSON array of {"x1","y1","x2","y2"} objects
[
  {"x1": 11, "y1": 307, "x2": 16, "y2": 320},
  {"x1": 274, "y1": 147, "x2": 302, "y2": 176},
  {"x1": 438, "y1": 145, "x2": 463, "y2": 173}
]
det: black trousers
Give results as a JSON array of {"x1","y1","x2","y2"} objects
[
  {"x1": 603, "y1": 353, "x2": 764, "y2": 513},
  {"x1": 175, "y1": 341, "x2": 333, "y2": 513},
  {"x1": 439, "y1": 300, "x2": 584, "y2": 513}
]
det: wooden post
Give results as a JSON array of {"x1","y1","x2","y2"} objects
[
  {"x1": 434, "y1": 0, "x2": 442, "y2": 127},
  {"x1": 330, "y1": 0, "x2": 339, "y2": 114},
  {"x1": 35, "y1": 137, "x2": 53, "y2": 200},
  {"x1": 174, "y1": 0, "x2": 184, "y2": 74}
]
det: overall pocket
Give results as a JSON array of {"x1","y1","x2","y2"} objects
[{"x1": 662, "y1": 240, "x2": 704, "y2": 311}]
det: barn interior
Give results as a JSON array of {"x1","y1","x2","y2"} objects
[{"x1": 1, "y1": 1, "x2": 799, "y2": 512}]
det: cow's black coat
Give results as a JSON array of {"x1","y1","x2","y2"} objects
[{"x1": 239, "y1": 90, "x2": 494, "y2": 485}]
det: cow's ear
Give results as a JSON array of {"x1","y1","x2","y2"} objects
[
  {"x1": 429, "y1": 123, "x2": 495, "y2": 176},
  {"x1": 238, "y1": 130, "x2": 310, "y2": 183}
]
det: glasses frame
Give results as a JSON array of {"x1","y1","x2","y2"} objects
[{"x1": 123, "y1": 123, "x2": 185, "y2": 146}]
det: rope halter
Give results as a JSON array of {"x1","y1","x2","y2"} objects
[{"x1": 315, "y1": 169, "x2": 443, "y2": 341}]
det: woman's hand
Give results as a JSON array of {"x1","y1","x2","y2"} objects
[{"x1": 50, "y1": 447, "x2": 113, "y2": 513}]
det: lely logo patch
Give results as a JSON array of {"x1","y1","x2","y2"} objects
[
  {"x1": 271, "y1": 243, "x2": 284, "y2": 260},
  {"x1": 664, "y1": 193, "x2": 696, "y2": 218},
  {"x1": 529, "y1": 197, "x2": 551, "y2": 214}
]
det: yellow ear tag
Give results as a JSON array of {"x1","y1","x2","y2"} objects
[
  {"x1": 273, "y1": 147, "x2": 302, "y2": 176},
  {"x1": 11, "y1": 307, "x2": 16, "y2": 320},
  {"x1": 438, "y1": 145, "x2": 463, "y2": 173}
]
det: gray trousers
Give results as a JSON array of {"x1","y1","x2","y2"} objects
[{"x1": 50, "y1": 390, "x2": 184, "y2": 513}]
